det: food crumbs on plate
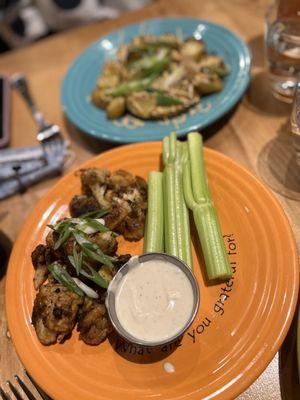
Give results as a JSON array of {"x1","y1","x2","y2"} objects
[{"x1": 164, "y1": 362, "x2": 175, "y2": 373}]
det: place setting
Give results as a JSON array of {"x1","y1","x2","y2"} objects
[{"x1": 0, "y1": 1, "x2": 299, "y2": 399}]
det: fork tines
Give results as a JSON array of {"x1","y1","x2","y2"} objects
[
  {"x1": 14, "y1": 376, "x2": 37, "y2": 400},
  {"x1": 0, "y1": 385, "x2": 10, "y2": 400},
  {"x1": 0, "y1": 375, "x2": 39, "y2": 400},
  {"x1": 25, "y1": 372, "x2": 51, "y2": 400},
  {"x1": 6, "y1": 381, "x2": 23, "y2": 400}
]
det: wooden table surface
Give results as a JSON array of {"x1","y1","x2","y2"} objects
[{"x1": 0, "y1": 0, "x2": 299, "y2": 398}]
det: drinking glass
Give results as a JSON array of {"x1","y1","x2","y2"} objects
[
  {"x1": 291, "y1": 81, "x2": 300, "y2": 163},
  {"x1": 265, "y1": 0, "x2": 300, "y2": 103},
  {"x1": 257, "y1": 80, "x2": 300, "y2": 200}
]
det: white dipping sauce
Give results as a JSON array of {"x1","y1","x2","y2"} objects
[{"x1": 115, "y1": 259, "x2": 194, "y2": 343}]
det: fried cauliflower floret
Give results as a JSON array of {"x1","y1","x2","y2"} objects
[
  {"x1": 114, "y1": 254, "x2": 131, "y2": 270},
  {"x1": 31, "y1": 244, "x2": 52, "y2": 290},
  {"x1": 109, "y1": 169, "x2": 135, "y2": 190},
  {"x1": 78, "y1": 168, "x2": 148, "y2": 241},
  {"x1": 80, "y1": 169, "x2": 111, "y2": 208},
  {"x1": 90, "y1": 231, "x2": 118, "y2": 256},
  {"x1": 104, "y1": 200, "x2": 131, "y2": 231},
  {"x1": 77, "y1": 298, "x2": 112, "y2": 345},
  {"x1": 32, "y1": 283, "x2": 84, "y2": 345},
  {"x1": 121, "y1": 215, "x2": 145, "y2": 241},
  {"x1": 69, "y1": 195, "x2": 100, "y2": 218}
]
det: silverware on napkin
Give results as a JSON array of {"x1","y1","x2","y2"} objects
[{"x1": 0, "y1": 74, "x2": 67, "y2": 199}]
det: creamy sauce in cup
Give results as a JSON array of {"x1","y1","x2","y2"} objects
[{"x1": 114, "y1": 258, "x2": 195, "y2": 343}]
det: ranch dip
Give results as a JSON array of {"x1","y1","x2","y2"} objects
[{"x1": 114, "y1": 258, "x2": 195, "y2": 343}]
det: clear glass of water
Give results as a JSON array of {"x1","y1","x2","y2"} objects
[
  {"x1": 257, "y1": 81, "x2": 300, "y2": 200},
  {"x1": 265, "y1": 0, "x2": 300, "y2": 103}
]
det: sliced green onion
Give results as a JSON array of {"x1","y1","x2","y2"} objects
[
  {"x1": 68, "y1": 243, "x2": 83, "y2": 275},
  {"x1": 77, "y1": 217, "x2": 108, "y2": 234},
  {"x1": 72, "y1": 230, "x2": 90, "y2": 246},
  {"x1": 129, "y1": 48, "x2": 169, "y2": 71},
  {"x1": 81, "y1": 243, "x2": 115, "y2": 268},
  {"x1": 81, "y1": 265, "x2": 108, "y2": 289},
  {"x1": 53, "y1": 222, "x2": 72, "y2": 250},
  {"x1": 47, "y1": 224, "x2": 55, "y2": 230},
  {"x1": 130, "y1": 41, "x2": 177, "y2": 54},
  {"x1": 80, "y1": 209, "x2": 108, "y2": 218},
  {"x1": 72, "y1": 230, "x2": 115, "y2": 268},
  {"x1": 156, "y1": 93, "x2": 183, "y2": 106},
  {"x1": 72, "y1": 277, "x2": 99, "y2": 299},
  {"x1": 108, "y1": 70, "x2": 161, "y2": 97},
  {"x1": 47, "y1": 262, "x2": 84, "y2": 296}
]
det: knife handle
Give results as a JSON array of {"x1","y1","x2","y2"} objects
[
  {"x1": 0, "y1": 159, "x2": 46, "y2": 181},
  {"x1": 0, "y1": 164, "x2": 62, "y2": 200}
]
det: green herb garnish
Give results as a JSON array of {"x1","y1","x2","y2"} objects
[
  {"x1": 80, "y1": 209, "x2": 108, "y2": 218},
  {"x1": 53, "y1": 221, "x2": 72, "y2": 250},
  {"x1": 156, "y1": 93, "x2": 183, "y2": 106},
  {"x1": 47, "y1": 262, "x2": 84, "y2": 296},
  {"x1": 68, "y1": 243, "x2": 83, "y2": 275},
  {"x1": 80, "y1": 265, "x2": 108, "y2": 289},
  {"x1": 81, "y1": 217, "x2": 109, "y2": 233}
]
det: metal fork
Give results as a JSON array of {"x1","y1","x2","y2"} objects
[
  {"x1": 11, "y1": 74, "x2": 64, "y2": 168},
  {"x1": 0, "y1": 373, "x2": 51, "y2": 400},
  {"x1": 0, "y1": 74, "x2": 66, "y2": 199}
]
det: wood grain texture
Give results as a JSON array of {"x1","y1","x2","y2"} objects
[{"x1": 0, "y1": 0, "x2": 299, "y2": 398}]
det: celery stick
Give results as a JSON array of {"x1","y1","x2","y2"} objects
[
  {"x1": 183, "y1": 161, "x2": 197, "y2": 210},
  {"x1": 162, "y1": 136, "x2": 169, "y2": 166},
  {"x1": 163, "y1": 134, "x2": 178, "y2": 256},
  {"x1": 188, "y1": 132, "x2": 210, "y2": 204},
  {"x1": 174, "y1": 143, "x2": 185, "y2": 261},
  {"x1": 162, "y1": 135, "x2": 193, "y2": 268},
  {"x1": 193, "y1": 205, "x2": 232, "y2": 279},
  {"x1": 174, "y1": 142, "x2": 193, "y2": 269},
  {"x1": 184, "y1": 131, "x2": 232, "y2": 280},
  {"x1": 144, "y1": 171, "x2": 164, "y2": 253},
  {"x1": 163, "y1": 164, "x2": 178, "y2": 256},
  {"x1": 181, "y1": 198, "x2": 193, "y2": 268},
  {"x1": 168, "y1": 132, "x2": 177, "y2": 163},
  {"x1": 180, "y1": 142, "x2": 193, "y2": 269}
]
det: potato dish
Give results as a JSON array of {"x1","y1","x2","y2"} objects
[{"x1": 91, "y1": 33, "x2": 228, "y2": 120}]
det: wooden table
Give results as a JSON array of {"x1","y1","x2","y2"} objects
[{"x1": 0, "y1": 0, "x2": 299, "y2": 398}]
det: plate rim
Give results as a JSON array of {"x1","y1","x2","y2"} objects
[
  {"x1": 61, "y1": 17, "x2": 252, "y2": 143},
  {"x1": 5, "y1": 142, "x2": 298, "y2": 400}
]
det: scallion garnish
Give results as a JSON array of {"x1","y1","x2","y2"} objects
[
  {"x1": 80, "y1": 209, "x2": 108, "y2": 219},
  {"x1": 68, "y1": 243, "x2": 83, "y2": 275},
  {"x1": 80, "y1": 265, "x2": 108, "y2": 289},
  {"x1": 156, "y1": 93, "x2": 183, "y2": 106},
  {"x1": 53, "y1": 221, "x2": 72, "y2": 250},
  {"x1": 47, "y1": 262, "x2": 84, "y2": 296},
  {"x1": 82, "y1": 217, "x2": 109, "y2": 233},
  {"x1": 81, "y1": 243, "x2": 115, "y2": 268}
]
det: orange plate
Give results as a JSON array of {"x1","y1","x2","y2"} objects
[{"x1": 6, "y1": 142, "x2": 299, "y2": 400}]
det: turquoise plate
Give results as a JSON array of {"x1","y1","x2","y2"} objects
[{"x1": 61, "y1": 18, "x2": 251, "y2": 143}]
